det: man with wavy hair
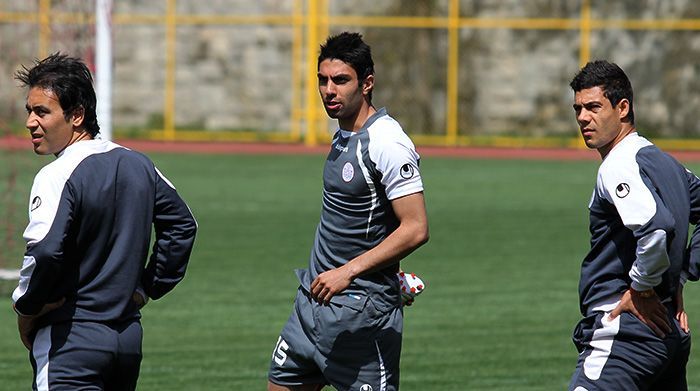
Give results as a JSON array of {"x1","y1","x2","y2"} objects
[{"x1": 12, "y1": 53, "x2": 197, "y2": 390}]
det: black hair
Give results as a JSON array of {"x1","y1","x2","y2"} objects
[
  {"x1": 318, "y1": 32, "x2": 374, "y2": 102},
  {"x1": 570, "y1": 60, "x2": 634, "y2": 124},
  {"x1": 15, "y1": 53, "x2": 100, "y2": 136}
]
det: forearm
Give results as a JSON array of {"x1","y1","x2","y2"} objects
[
  {"x1": 12, "y1": 254, "x2": 62, "y2": 316},
  {"x1": 310, "y1": 220, "x2": 428, "y2": 305},
  {"x1": 685, "y1": 226, "x2": 700, "y2": 282},
  {"x1": 143, "y1": 224, "x2": 196, "y2": 299},
  {"x1": 143, "y1": 177, "x2": 197, "y2": 299},
  {"x1": 310, "y1": 192, "x2": 428, "y2": 304},
  {"x1": 343, "y1": 220, "x2": 429, "y2": 280}
]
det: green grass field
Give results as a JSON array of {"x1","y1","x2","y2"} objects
[{"x1": 3, "y1": 150, "x2": 700, "y2": 390}]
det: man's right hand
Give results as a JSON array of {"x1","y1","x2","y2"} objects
[
  {"x1": 675, "y1": 284, "x2": 689, "y2": 333},
  {"x1": 397, "y1": 271, "x2": 425, "y2": 306},
  {"x1": 609, "y1": 289, "x2": 671, "y2": 338},
  {"x1": 15, "y1": 298, "x2": 65, "y2": 350}
]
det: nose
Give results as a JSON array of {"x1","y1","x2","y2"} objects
[
  {"x1": 576, "y1": 108, "x2": 590, "y2": 126},
  {"x1": 26, "y1": 112, "x2": 39, "y2": 130},
  {"x1": 325, "y1": 80, "x2": 337, "y2": 96}
]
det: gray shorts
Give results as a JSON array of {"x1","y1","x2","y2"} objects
[{"x1": 269, "y1": 287, "x2": 403, "y2": 390}]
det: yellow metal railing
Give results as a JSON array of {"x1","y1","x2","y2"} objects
[
  {"x1": 2, "y1": 1, "x2": 700, "y2": 146},
  {"x1": 290, "y1": 0, "x2": 303, "y2": 141},
  {"x1": 446, "y1": 0, "x2": 459, "y2": 146},
  {"x1": 579, "y1": 0, "x2": 592, "y2": 67},
  {"x1": 304, "y1": 0, "x2": 321, "y2": 146},
  {"x1": 163, "y1": 0, "x2": 177, "y2": 141}
]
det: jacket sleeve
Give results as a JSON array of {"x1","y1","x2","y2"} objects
[
  {"x1": 141, "y1": 168, "x2": 197, "y2": 300},
  {"x1": 684, "y1": 168, "x2": 700, "y2": 283},
  {"x1": 600, "y1": 161, "x2": 672, "y2": 292},
  {"x1": 12, "y1": 171, "x2": 73, "y2": 316}
]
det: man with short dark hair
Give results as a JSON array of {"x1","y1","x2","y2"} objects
[
  {"x1": 12, "y1": 53, "x2": 197, "y2": 390},
  {"x1": 568, "y1": 60, "x2": 700, "y2": 390},
  {"x1": 267, "y1": 32, "x2": 429, "y2": 391}
]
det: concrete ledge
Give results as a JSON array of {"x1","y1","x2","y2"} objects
[{"x1": 0, "y1": 269, "x2": 19, "y2": 297}]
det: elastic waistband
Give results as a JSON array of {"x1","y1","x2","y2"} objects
[{"x1": 589, "y1": 294, "x2": 623, "y2": 313}]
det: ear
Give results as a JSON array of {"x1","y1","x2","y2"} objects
[
  {"x1": 617, "y1": 99, "x2": 630, "y2": 121},
  {"x1": 71, "y1": 106, "x2": 85, "y2": 128},
  {"x1": 362, "y1": 74, "x2": 374, "y2": 97}
]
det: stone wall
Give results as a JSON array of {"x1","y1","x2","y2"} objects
[{"x1": 1, "y1": 0, "x2": 699, "y2": 138}]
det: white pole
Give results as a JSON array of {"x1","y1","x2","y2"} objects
[{"x1": 95, "y1": 0, "x2": 113, "y2": 140}]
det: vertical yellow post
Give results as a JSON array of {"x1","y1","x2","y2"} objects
[
  {"x1": 163, "y1": 0, "x2": 177, "y2": 141},
  {"x1": 304, "y1": 0, "x2": 320, "y2": 146},
  {"x1": 576, "y1": 0, "x2": 592, "y2": 149},
  {"x1": 38, "y1": 0, "x2": 51, "y2": 58},
  {"x1": 316, "y1": 0, "x2": 330, "y2": 142},
  {"x1": 579, "y1": 0, "x2": 591, "y2": 67},
  {"x1": 318, "y1": 0, "x2": 329, "y2": 45},
  {"x1": 290, "y1": 0, "x2": 303, "y2": 141},
  {"x1": 446, "y1": 0, "x2": 460, "y2": 146}
]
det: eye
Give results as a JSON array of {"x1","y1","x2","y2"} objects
[
  {"x1": 332, "y1": 76, "x2": 349, "y2": 85},
  {"x1": 582, "y1": 104, "x2": 600, "y2": 113}
]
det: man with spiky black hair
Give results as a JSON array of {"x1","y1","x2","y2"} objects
[
  {"x1": 568, "y1": 60, "x2": 700, "y2": 390},
  {"x1": 268, "y1": 32, "x2": 429, "y2": 391}
]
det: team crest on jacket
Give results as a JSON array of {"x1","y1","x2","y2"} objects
[
  {"x1": 615, "y1": 183, "x2": 630, "y2": 198},
  {"x1": 360, "y1": 385, "x2": 373, "y2": 391},
  {"x1": 400, "y1": 163, "x2": 414, "y2": 179},
  {"x1": 30, "y1": 196, "x2": 42, "y2": 211},
  {"x1": 342, "y1": 162, "x2": 354, "y2": 182}
]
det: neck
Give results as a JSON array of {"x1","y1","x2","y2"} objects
[
  {"x1": 339, "y1": 104, "x2": 376, "y2": 132},
  {"x1": 598, "y1": 124, "x2": 635, "y2": 159},
  {"x1": 56, "y1": 129, "x2": 94, "y2": 157}
]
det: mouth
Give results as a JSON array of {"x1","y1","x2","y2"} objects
[
  {"x1": 30, "y1": 133, "x2": 43, "y2": 146},
  {"x1": 581, "y1": 128, "x2": 594, "y2": 138},
  {"x1": 325, "y1": 101, "x2": 341, "y2": 111}
]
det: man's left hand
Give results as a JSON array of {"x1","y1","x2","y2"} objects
[{"x1": 609, "y1": 289, "x2": 671, "y2": 338}]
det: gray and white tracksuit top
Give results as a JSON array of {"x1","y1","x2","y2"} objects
[
  {"x1": 579, "y1": 132, "x2": 700, "y2": 315},
  {"x1": 296, "y1": 108, "x2": 423, "y2": 312},
  {"x1": 12, "y1": 139, "x2": 197, "y2": 325}
]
